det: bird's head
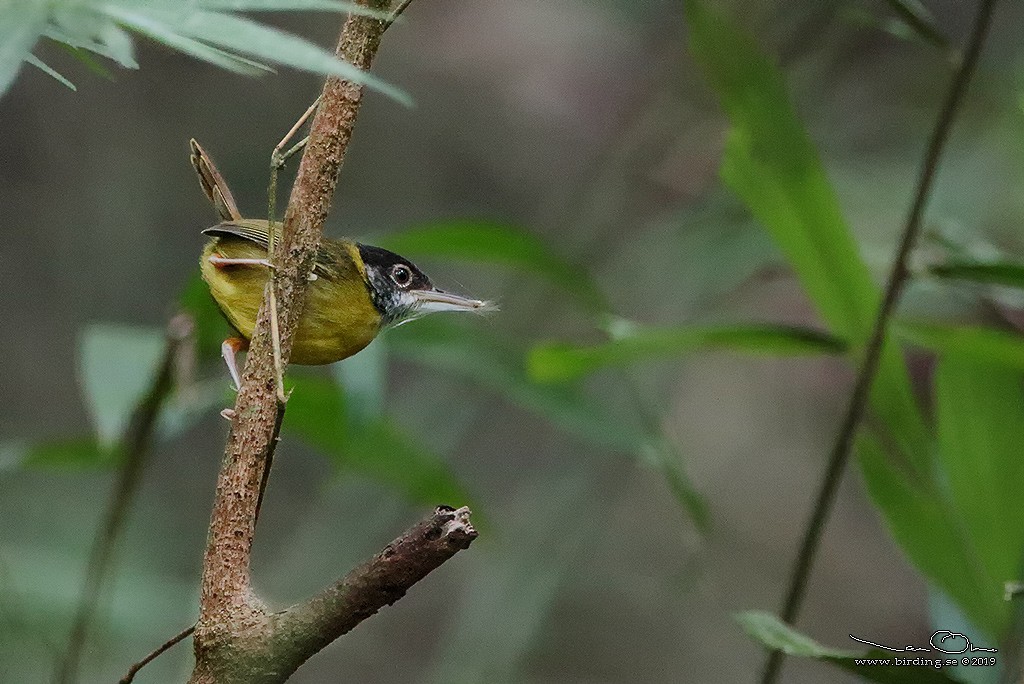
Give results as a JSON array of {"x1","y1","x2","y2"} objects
[{"x1": 357, "y1": 243, "x2": 491, "y2": 326}]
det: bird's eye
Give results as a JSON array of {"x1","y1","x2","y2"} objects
[{"x1": 391, "y1": 264, "x2": 412, "y2": 287}]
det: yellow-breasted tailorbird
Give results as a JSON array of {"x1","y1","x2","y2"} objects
[{"x1": 190, "y1": 139, "x2": 491, "y2": 388}]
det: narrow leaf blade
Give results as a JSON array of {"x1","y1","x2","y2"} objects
[
  {"x1": 738, "y1": 611, "x2": 964, "y2": 683},
  {"x1": 528, "y1": 323, "x2": 845, "y2": 383}
]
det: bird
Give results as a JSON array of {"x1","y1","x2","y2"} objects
[{"x1": 190, "y1": 139, "x2": 490, "y2": 388}]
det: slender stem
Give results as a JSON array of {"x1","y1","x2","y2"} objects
[
  {"x1": 760, "y1": 2, "x2": 999, "y2": 682},
  {"x1": 384, "y1": 0, "x2": 413, "y2": 31},
  {"x1": 119, "y1": 623, "x2": 196, "y2": 684},
  {"x1": 55, "y1": 314, "x2": 191, "y2": 684}
]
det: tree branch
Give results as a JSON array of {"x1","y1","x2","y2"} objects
[
  {"x1": 190, "y1": 2, "x2": 477, "y2": 682},
  {"x1": 268, "y1": 506, "x2": 476, "y2": 674},
  {"x1": 760, "y1": 1, "x2": 1000, "y2": 682}
]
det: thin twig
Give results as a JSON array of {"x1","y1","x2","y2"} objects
[
  {"x1": 55, "y1": 314, "x2": 192, "y2": 684},
  {"x1": 760, "y1": 1, "x2": 999, "y2": 682},
  {"x1": 119, "y1": 623, "x2": 196, "y2": 684},
  {"x1": 383, "y1": 0, "x2": 413, "y2": 31}
]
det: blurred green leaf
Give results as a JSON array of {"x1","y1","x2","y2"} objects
[
  {"x1": 929, "y1": 261, "x2": 1024, "y2": 289},
  {"x1": 332, "y1": 340, "x2": 386, "y2": 426},
  {"x1": 640, "y1": 432, "x2": 710, "y2": 533},
  {"x1": 387, "y1": 317, "x2": 646, "y2": 454},
  {"x1": 2, "y1": 1, "x2": 407, "y2": 99},
  {"x1": 285, "y1": 375, "x2": 470, "y2": 506},
  {"x1": 856, "y1": 431, "x2": 999, "y2": 634},
  {"x1": 935, "y1": 358, "x2": 1024, "y2": 633},
  {"x1": 0, "y1": 2, "x2": 48, "y2": 95},
  {"x1": 2, "y1": 438, "x2": 113, "y2": 471},
  {"x1": 685, "y1": 0, "x2": 928, "y2": 469},
  {"x1": 378, "y1": 221, "x2": 605, "y2": 310},
  {"x1": 897, "y1": 321, "x2": 1024, "y2": 370},
  {"x1": 880, "y1": 0, "x2": 950, "y2": 51},
  {"x1": 737, "y1": 611, "x2": 963, "y2": 683},
  {"x1": 387, "y1": 317, "x2": 707, "y2": 528},
  {"x1": 56, "y1": 41, "x2": 115, "y2": 80},
  {"x1": 429, "y1": 475, "x2": 595, "y2": 684},
  {"x1": 24, "y1": 54, "x2": 75, "y2": 90},
  {"x1": 78, "y1": 324, "x2": 165, "y2": 448},
  {"x1": 528, "y1": 323, "x2": 845, "y2": 383},
  {"x1": 100, "y1": 7, "x2": 272, "y2": 76},
  {"x1": 197, "y1": 0, "x2": 393, "y2": 18},
  {"x1": 180, "y1": 270, "x2": 231, "y2": 361}
]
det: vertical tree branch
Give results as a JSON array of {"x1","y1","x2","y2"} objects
[
  {"x1": 760, "y1": 1, "x2": 999, "y2": 682},
  {"x1": 190, "y1": 3, "x2": 477, "y2": 683},
  {"x1": 195, "y1": 1, "x2": 390, "y2": 640},
  {"x1": 56, "y1": 314, "x2": 192, "y2": 684}
]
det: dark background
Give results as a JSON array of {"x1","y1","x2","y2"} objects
[{"x1": 2, "y1": 1, "x2": 1022, "y2": 682}]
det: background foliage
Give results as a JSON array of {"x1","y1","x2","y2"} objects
[{"x1": 2, "y1": 1, "x2": 1023, "y2": 682}]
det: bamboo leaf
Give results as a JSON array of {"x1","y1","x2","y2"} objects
[
  {"x1": 896, "y1": 321, "x2": 1024, "y2": 370},
  {"x1": 528, "y1": 323, "x2": 845, "y2": 383},
  {"x1": 685, "y1": 0, "x2": 928, "y2": 469},
  {"x1": 171, "y1": 9, "x2": 410, "y2": 104},
  {"x1": 197, "y1": 0, "x2": 394, "y2": 19},
  {"x1": 25, "y1": 54, "x2": 75, "y2": 90},
  {"x1": 929, "y1": 260, "x2": 1024, "y2": 290},
  {"x1": 856, "y1": 431, "x2": 1000, "y2": 634},
  {"x1": 738, "y1": 611, "x2": 964, "y2": 683},
  {"x1": 0, "y1": 2, "x2": 48, "y2": 94},
  {"x1": 285, "y1": 375, "x2": 471, "y2": 506},
  {"x1": 935, "y1": 358, "x2": 1024, "y2": 633}
]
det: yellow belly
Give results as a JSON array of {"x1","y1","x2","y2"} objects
[{"x1": 200, "y1": 240, "x2": 381, "y2": 365}]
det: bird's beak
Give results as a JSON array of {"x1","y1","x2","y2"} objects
[{"x1": 411, "y1": 288, "x2": 492, "y2": 314}]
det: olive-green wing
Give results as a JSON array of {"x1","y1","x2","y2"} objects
[
  {"x1": 203, "y1": 219, "x2": 274, "y2": 249},
  {"x1": 202, "y1": 220, "x2": 357, "y2": 281}
]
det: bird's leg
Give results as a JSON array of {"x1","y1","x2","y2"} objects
[
  {"x1": 209, "y1": 255, "x2": 275, "y2": 269},
  {"x1": 221, "y1": 337, "x2": 248, "y2": 392}
]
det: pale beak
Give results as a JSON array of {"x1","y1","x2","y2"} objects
[{"x1": 410, "y1": 288, "x2": 492, "y2": 314}]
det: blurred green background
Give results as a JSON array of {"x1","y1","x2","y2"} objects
[{"x1": 2, "y1": 1, "x2": 1024, "y2": 682}]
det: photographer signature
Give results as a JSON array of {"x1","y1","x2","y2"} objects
[{"x1": 850, "y1": 631, "x2": 997, "y2": 654}]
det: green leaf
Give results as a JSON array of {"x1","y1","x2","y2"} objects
[
  {"x1": 163, "y1": 9, "x2": 410, "y2": 104},
  {"x1": 386, "y1": 317, "x2": 708, "y2": 529},
  {"x1": 856, "y1": 431, "x2": 1000, "y2": 634},
  {"x1": 332, "y1": 340, "x2": 386, "y2": 425},
  {"x1": 101, "y1": 7, "x2": 270, "y2": 76},
  {"x1": 0, "y1": 2, "x2": 48, "y2": 94},
  {"x1": 285, "y1": 375, "x2": 470, "y2": 506},
  {"x1": 386, "y1": 317, "x2": 646, "y2": 454},
  {"x1": 935, "y1": 358, "x2": 1024, "y2": 632},
  {"x1": 197, "y1": 0, "x2": 394, "y2": 19},
  {"x1": 78, "y1": 324, "x2": 166, "y2": 448},
  {"x1": 737, "y1": 611, "x2": 964, "y2": 683},
  {"x1": 24, "y1": 54, "x2": 75, "y2": 90},
  {"x1": 378, "y1": 221, "x2": 604, "y2": 310},
  {"x1": 685, "y1": 0, "x2": 928, "y2": 468},
  {"x1": 929, "y1": 261, "x2": 1024, "y2": 290},
  {"x1": 896, "y1": 321, "x2": 1024, "y2": 370},
  {"x1": 880, "y1": 0, "x2": 950, "y2": 51},
  {"x1": 56, "y1": 41, "x2": 115, "y2": 80},
  {"x1": 2, "y1": 438, "x2": 113, "y2": 471},
  {"x1": 528, "y1": 323, "x2": 845, "y2": 383},
  {"x1": 641, "y1": 432, "x2": 710, "y2": 533}
]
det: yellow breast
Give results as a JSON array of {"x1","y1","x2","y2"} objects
[{"x1": 200, "y1": 238, "x2": 382, "y2": 365}]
